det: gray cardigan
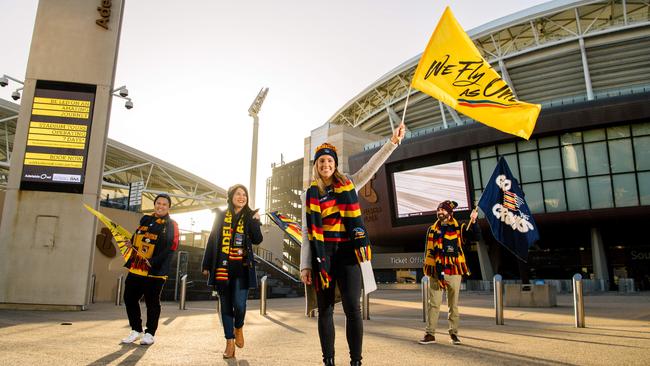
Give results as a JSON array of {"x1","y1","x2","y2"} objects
[{"x1": 300, "y1": 140, "x2": 398, "y2": 271}]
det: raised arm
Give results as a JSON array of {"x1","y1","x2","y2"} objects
[{"x1": 350, "y1": 123, "x2": 405, "y2": 189}]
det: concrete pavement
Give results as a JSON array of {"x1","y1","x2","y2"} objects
[{"x1": 1, "y1": 290, "x2": 649, "y2": 365}]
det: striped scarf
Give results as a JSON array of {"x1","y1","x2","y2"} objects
[
  {"x1": 214, "y1": 209, "x2": 245, "y2": 288},
  {"x1": 306, "y1": 178, "x2": 372, "y2": 291},
  {"x1": 423, "y1": 218, "x2": 470, "y2": 281}
]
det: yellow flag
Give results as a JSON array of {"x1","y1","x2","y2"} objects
[
  {"x1": 411, "y1": 7, "x2": 541, "y2": 140},
  {"x1": 83, "y1": 203, "x2": 133, "y2": 262}
]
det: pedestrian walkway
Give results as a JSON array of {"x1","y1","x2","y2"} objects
[{"x1": 1, "y1": 290, "x2": 649, "y2": 365}]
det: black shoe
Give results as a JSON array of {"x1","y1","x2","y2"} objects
[
  {"x1": 418, "y1": 333, "x2": 436, "y2": 344},
  {"x1": 350, "y1": 361, "x2": 361, "y2": 366},
  {"x1": 323, "y1": 357, "x2": 335, "y2": 366},
  {"x1": 450, "y1": 334, "x2": 461, "y2": 345}
]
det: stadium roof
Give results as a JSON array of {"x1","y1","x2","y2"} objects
[
  {"x1": 0, "y1": 99, "x2": 226, "y2": 214},
  {"x1": 327, "y1": 0, "x2": 650, "y2": 139}
]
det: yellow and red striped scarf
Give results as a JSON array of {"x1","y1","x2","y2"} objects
[
  {"x1": 306, "y1": 178, "x2": 371, "y2": 291},
  {"x1": 215, "y1": 209, "x2": 245, "y2": 284},
  {"x1": 423, "y1": 218, "x2": 470, "y2": 280}
]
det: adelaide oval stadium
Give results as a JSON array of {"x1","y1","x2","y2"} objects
[{"x1": 307, "y1": 0, "x2": 650, "y2": 290}]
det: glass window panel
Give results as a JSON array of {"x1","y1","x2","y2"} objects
[
  {"x1": 521, "y1": 183, "x2": 544, "y2": 213},
  {"x1": 639, "y1": 172, "x2": 650, "y2": 205},
  {"x1": 540, "y1": 149, "x2": 562, "y2": 180},
  {"x1": 566, "y1": 178, "x2": 589, "y2": 211},
  {"x1": 634, "y1": 136, "x2": 650, "y2": 171},
  {"x1": 613, "y1": 174, "x2": 638, "y2": 207},
  {"x1": 543, "y1": 181, "x2": 566, "y2": 212},
  {"x1": 538, "y1": 136, "x2": 558, "y2": 149},
  {"x1": 479, "y1": 146, "x2": 496, "y2": 158},
  {"x1": 561, "y1": 132, "x2": 582, "y2": 145},
  {"x1": 497, "y1": 143, "x2": 516, "y2": 155},
  {"x1": 589, "y1": 176, "x2": 613, "y2": 209},
  {"x1": 562, "y1": 144, "x2": 586, "y2": 178},
  {"x1": 585, "y1": 142, "x2": 609, "y2": 175},
  {"x1": 632, "y1": 122, "x2": 650, "y2": 136},
  {"x1": 503, "y1": 155, "x2": 519, "y2": 180},
  {"x1": 479, "y1": 157, "x2": 497, "y2": 189},
  {"x1": 470, "y1": 149, "x2": 478, "y2": 159},
  {"x1": 607, "y1": 125, "x2": 631, "y2": 139},
  {"x1": 519, "y1": 151, "x2": 541, "y2": 183},
  {"x1": 609, "y1": 139, "x2": 634, "y2": 173},
  {"x1": 471, "y1": 160, "x2": 481, "y2": 190},
  {"x1": 517, "y1": 139, "x2": 537, "y2": 151},
  {"x1": 583, "y1": 129, "x2": 606, "y2": 142}
]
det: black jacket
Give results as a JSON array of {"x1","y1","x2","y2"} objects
[
  {"x1": 202, "y1": 208, "x2": 263, "y2": 289},
  {"x1": 125, "y1": 214, "x2": 179, "y2": 278}
]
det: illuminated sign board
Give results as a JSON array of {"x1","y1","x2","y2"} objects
[{"x1": 20, "y1": 80, "x2": 96, "y2": 193}]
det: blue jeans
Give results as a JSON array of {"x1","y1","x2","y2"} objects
[{"x1": 219, "y1": 276, "x2": 249, "y2": 339}]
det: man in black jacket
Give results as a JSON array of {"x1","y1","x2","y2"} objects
[{"x1": 121, "y1": 193, "x2": 179, "y2": 346}]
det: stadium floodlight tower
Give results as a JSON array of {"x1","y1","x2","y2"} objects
[{"x1": 247, "y1": 87, "x2": 268, "y2": 208}]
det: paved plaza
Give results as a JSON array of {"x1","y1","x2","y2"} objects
[{"x1": 1, "y1": 290, "x2": 649, "y2": 365}]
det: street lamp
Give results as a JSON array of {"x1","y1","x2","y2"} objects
[
  {"x1": 111, "y1": 85, "x2": 133, "y2": 109},
  {"x1": 247, "y1": 87, "x2": 269, "y2": 209},
  {"x1": 1, "y1": 74, "x2": 25, "y2": 101}
]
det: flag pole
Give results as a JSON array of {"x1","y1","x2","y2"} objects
[{"x1": 400, "y1": 85, "x2": 412, "y2": 125}]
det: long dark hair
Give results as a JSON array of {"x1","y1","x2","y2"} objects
[{"x1": 227, "y1": 184, "x2": 253, "y2": 216}]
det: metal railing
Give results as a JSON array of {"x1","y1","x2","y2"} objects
[
  {"x1": 179, "y1": 274, "x2": 188, "y2": 310},
  {"x1": 260, "y1": 275, "x2": 268, "y2": 315}
]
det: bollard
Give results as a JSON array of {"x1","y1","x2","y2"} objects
[
  {"x1": 362, "y1": 290, "x2": 370, "y2": 320},
  {"x1": 115, "y1": 275, "x2": 123, "y2": 306},
  {"x1": 493, "y1": 274, "x2": 504, "y2": 325},
  {"x1": 179, "y1": 274, "x2": 188, "y2": 310},
  {"x1": 260, "y1": 275, "x2": 268, "y2": 315},
  {"x1": 90, "y1": 274, "x2": 96, "y2": 304},
  {"x1": 573, "y1": 274, "x2": 585, "y2": 328},
  {"x1": 421, "y1": 276, "x2": 429, "y2": 323}
]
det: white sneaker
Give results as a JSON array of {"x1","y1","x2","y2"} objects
[
  {"x1": 121, "y1": 330, "x2": 142, "y2": 344},
  {"x1": 140, "y1": 332, "x2": 155, "y2": 345}
]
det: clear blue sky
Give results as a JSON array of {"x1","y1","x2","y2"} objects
[{"x1": 0, "y1": 0, "x2": 549, "y2": 230}]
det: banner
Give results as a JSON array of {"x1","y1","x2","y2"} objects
[
  {"x1": 83, "y1": 204, "x2": 133, "y2": 261},
  {"x1": 477, "y1": 158, "x2": 539, "y2": 261},
  {"x1": 411, "y1": 7, "x2": 541, "y2": 140},
  {"x1": 267, "y1": 211, "x2": 303, "y2": 245}
]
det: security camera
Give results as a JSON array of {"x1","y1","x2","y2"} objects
[
  {"x1": 118, "y1": 88, "x2": 129, "y2": 97},
  {"x1": 124, "y1": 100, "x2": 133, "y2": 109},
  {"x1": 11, "y1": 90, "x2": 21, "y2": 101},
  {"x1": 0, "y1": 76, "x2": 7, "y2": 87}
]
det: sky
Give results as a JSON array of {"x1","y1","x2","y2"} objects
[{"x1": 0, "y1": 0, "x2": 549, "y2": 231}]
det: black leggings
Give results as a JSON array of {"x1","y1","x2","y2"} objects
[{"x1": 316, "y1": 246, "x2": 363, "y2": 362}]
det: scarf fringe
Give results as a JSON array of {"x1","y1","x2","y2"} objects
[{"x1": 355, "y1": 245, "x2": 372, "y2": 263}]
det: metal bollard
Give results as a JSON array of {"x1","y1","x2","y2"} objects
[
  {"x1": 260, "y1": 275, "x2": 268, "y2": 315},
  {"x1": 90, "y1": 274, "x2": 96, "y2": 304},
  {"x1": 493, "y1": 274, "x2": 504, "y2": 325},
  {"x1": 362, "y1": 290, "x2": 370, "y2": 320},
  {"x1": 573, "y1": 274, "x2": 585, "y2": 328},
  {"x1": 115, "y1": 275, "x2": 124, "y2": 306},
  {"x1": 179, "y1": 274, "x2": 188, "y2": 310},
  {"x1": 421, "y1": 276, "x2": 429, "y2": 323}
]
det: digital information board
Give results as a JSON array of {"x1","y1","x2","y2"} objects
[{"x1": 20, "y1": 80, "x2": 96, "y2": 193}]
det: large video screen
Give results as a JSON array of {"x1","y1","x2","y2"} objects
[{"x1": 392, "y1": 160, "x2": 470, "y2": 218}]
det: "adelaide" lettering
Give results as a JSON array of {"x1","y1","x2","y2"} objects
[{"x1": 96, "y1": 0, "x2": 112, "y2": 30}]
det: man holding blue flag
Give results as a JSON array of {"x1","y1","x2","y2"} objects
[{"x1": 477, "y1": 157, "x2": 540, "y2": 262}]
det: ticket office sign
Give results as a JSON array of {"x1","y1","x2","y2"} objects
[{"x1": 20, "y1": 81, "x2": 97, "y2": 193}]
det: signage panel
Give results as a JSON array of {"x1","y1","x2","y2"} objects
[{"x1": 20, "y1": 80, "x2": 96, "y2": 193}]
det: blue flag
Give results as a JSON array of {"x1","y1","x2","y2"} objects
[{"x1": 477, "y1": 157, "x2": 539, "y2": 262}]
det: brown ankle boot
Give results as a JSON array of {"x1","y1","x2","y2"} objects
[
  {"x1": 234, "y1": 326, "x2": 244, "y2": 348},
  {"x1": 223, "y1": 339, "x2": 235, "y2": 359}
]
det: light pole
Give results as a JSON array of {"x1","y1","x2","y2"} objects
[{"x1": 247, "y1": 87, "x2": 269, "y2": 209}]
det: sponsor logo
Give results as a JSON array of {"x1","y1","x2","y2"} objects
[{"x1": 24, "y1": 173, "x2": 52, "y2": 180}]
